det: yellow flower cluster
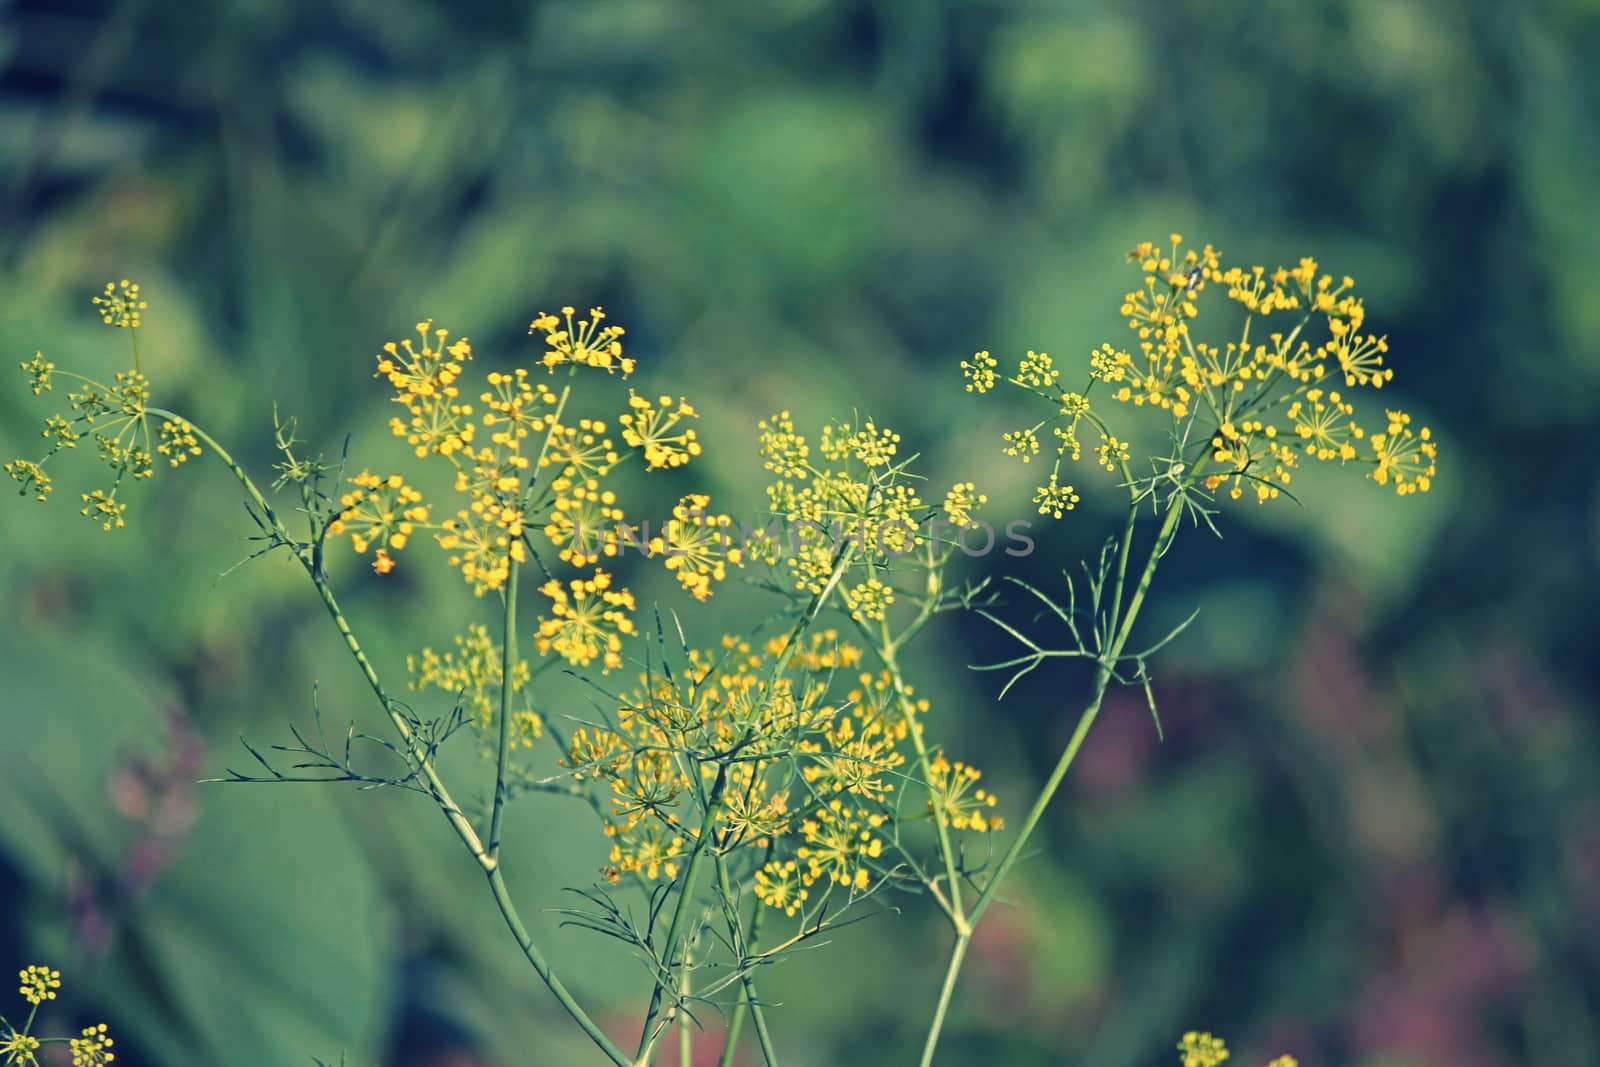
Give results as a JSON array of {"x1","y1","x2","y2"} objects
[
  {"x1": 963, "y1": 236, "x2": 1438, "y2": 505},
  {"x1": 535, "y1": 571, "x2": 638, "y2": 672},
  {"x1": 407, "y1": 623, "x2": 540, "y2": 744},
  {"x1": 1173, "y1": 1032, "x2": 1297, "y2": 1067},
  {"x1": 758, "y1": 412, "x2": 930, "y2": 610},
  {"x1": 1178, "y1": 1031, "x2": 1229, "y2": 1067},
  {"x1": 352, "y1": 307, "x2": 737, "y2": 694},
  {"x1": 648, "y1": 493, "x2": 743, "y2": 602},
  {"x1": 529, "y1": 306, "x2": 634, "y2": 375},
  {"x1": 4, "y1": 966, "x2": 114, "y2": 1066},
  {"x1": 92, "y1": 279, "x2": 146, "y2": 328},
  {"x1": 562, "y1": 633, "x2": 1000, "y2": 911},
  {"x1": 6, "y1": 297, "x2": 166, "y2": 526},
  {"x1": 618, "y1": 391, "x2": 701, "y2": 470},
  {"x1": 327, "y1": 471, "x2": 429, "y2": 574}
]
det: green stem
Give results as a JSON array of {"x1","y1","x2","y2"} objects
[
  {"x1": 487, "y1": 865, "x2": 633, "y2": 1066},
  {"x1": 174, "y1": 414, "x2": 629, "y2": 1067},
  {"x1": 489, "y1": 558, "x2": 520, "y2": 858},
  {"x1": 716, "y1": 855, "x2": 778, "y2": 1067},
  {"x1": 917, "y1": 933, "x2": 970, "y2": 1067},
  {"x1": 918, "y1": 492, "x2": 1188, "y2": 1064},
  {"x1": 678, "y1": 941, "x2": 693, "y2": 1067},
  {"x1": 638, "y1": 765, "x2": 729, "y2": 1061},
  {"x1": 641, "y1": 545, "x2": 856, "y2": 1063},
  {"x1": 875, "y1": 629, "x2": 966, "y2": 931}
]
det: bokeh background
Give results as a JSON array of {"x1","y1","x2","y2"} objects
[{"x1": 3, "y1": 1, "x2": 1599, "y2": 1065}]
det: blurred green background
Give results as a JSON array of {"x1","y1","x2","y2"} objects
[{"x1": 3, "y1": 1, "x2": 1599, "y2": 1065}]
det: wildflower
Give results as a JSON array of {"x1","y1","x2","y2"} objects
[
  {"x1": 375, "y1": 321, "x2": 474, "y2": 456},
  {"x1": 960, "y1": 350, "x2": 997, "y2": 393},
  {"x1": 754, "y1": 860, "x2": 809, "y2": 916},
  {"x1": 69, "y1": 1023, "x2": 115, "y2": 1066},
  {"x1": 796, "y1": 798, "x2": 884, "y2": 891},
  {"x1": 535, "y1": 570, "x2": 638, "y2": 672},
  {"x1": 1032, "y1": 475, "x2": 1079, "y2": 519},
  {"x1": 18, "y1": 966, "x2": 59, "y2": 1005},
  {"x1": 942, "y1": 482, "x2": 986, "y2": 527},
  {"x1": 819, "y1": 419, "x2": 900, "y2": 468},
  {"x1": 540, "y1": 419, "x2": 620, "y2": 481},
  {"x1": 608, "y1": 820, "x2": 685, "y2": 881},
  {"x1": 20, "y1": 352, "x2": 54, "y2": 395},
  {"x1": 1, "y1": 1032, "x2": 41, "y2": 1065},
  {"x1": 1089, "y1": 343, "x2": 1128, "y2": 383},
  {"x1": 648, "y1": 494, "x2": 742, "y2": 601},
  {"x1": 1095, "y1": 435, "x2": 1130, "y2": 472},
  {"x1": 843, "y1": 577, "x2": 895, "y2": 623},
  {"x1": 1178, "y1": 1031, "x2": 1229, "y2": 1067},
  {"x1": 92, "y1": 279, "x2": 146, "y2": 328},
  {"x1": 757, "y1": 411, "x2": 810, "y2": 478},
  {"x1": 1286, "y1": 389, "x2": 1361, "y2": 461},
  {"x1": 1002, "y1": 427, "x2": 1040, "y2": 461},
  {"x1": 962, "y1": 237, "x2": 1437, "y2": 508},
  {"x1": 3, "y1": 459, "x2": 51, "y2": 501},
  {"x1": 529, "y1": 306, "x2": 634, "y2": 375},
  {"x1": 618, "y1": 392, "x2": 701, "y2": 470},
  {"x1": 79, "y1": 488, "x2": 127, "y2": 530},
  {"x1": 1017, "y1": 349, "x2": 1059, "y2": 388},
  {"x1": 327, "y1": 471, "x2": 429, "y2": 569},
  {"x1": 927, "y1": 756, "x2": 1001, "y2": 831},
  {"x1": 156, "y1": 417, "x2": 202, "y2": 467},
  {"x1": 1368, "y1": 409, "x2": 1435, "y2": 495},
  {"x1": 438, "y1": 508, "x2": 526, "y2": 594},
  {"x1": 409, "y1": 623, "x2": 538, "y2": 741},
  {"x1": 545, "y1": 481, "x2": 623, "y2": 568}
]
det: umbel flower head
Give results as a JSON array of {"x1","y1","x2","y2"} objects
[
  {"x1": 5, "y1": 282, "x2": 189, "y2": 527},
  {"x1": 4, "y1": 965, "x2": 115, "y2": 1067},
  {"x1": 560, "y1": 631, "x2": 1001, "y2": 903},
  {"x1": 962, "y1": 235, "x2": 1438, "y2": 508}
]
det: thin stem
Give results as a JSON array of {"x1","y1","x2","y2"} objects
[
  {"x1": 715, "y1": 855, "x2": 778, "y2": 1067},
  {"x1": 918, "y1": 491, "x2": 1188, "y2": 1065},
  {"x1": 917, "y1": 934, "x2": 970, "y2": 1067},
  {"x1": 173, "y1": 414, "x2": 628, "y2": 1067},
  {"x1": 874, "y1": 628, "x2": 966, "y2": 931},
  {"x1": 678, "y1": 942, "x2": 693, "y2": 1067},
  {"x1": 489, "y1": 557, "x2": 520, "y2": 858},
  {"x1": 638, "y1": 765, "x2": 729, "y2": 1061},
  {"x1": 487, "y1": 865, "x2": 633, "y2": 1067}
]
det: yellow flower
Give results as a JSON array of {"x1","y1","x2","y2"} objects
[
  {"x1": 529, "y1": 305, "x2": 634, "y2": 375},
  {"x1": 754, "y1": 859, "x2": 809, "y2": 916},
  {"x1": 942, "y1": 482, "x2": 987, "y2": 527},
  {"x1": 91, "y1": 279, "x2": 146, "y2": 328},
  {"x1": 927, "y1": 756, "x2": 1001, "y2": 831},
  {"x1": 1368, "y1": 409, "x2": 1436, "y2": 495},
  {"x1": 1032, "y1": 475, "x2": 1078, "y2": 518},
  {"x1": 1, "y1": 1032, "x2": 41, "y2": 1065},
  {"x1": 69, "y1": 1023, "x2": 114, "y2": 1066},
  {"x1": 618, "y1": 391, "x2": 701, "y2": 470},
  {"x1": 376, "y1": 321, "x2": 476, "y2": 457},
  {"x1": 327, "y1": 471, "x2": 429, "y2": 569},
  {"x1": 535, "y1": 570, "x2": 637, "y2": 672},
  {"x1": 1178, "y1": 1031, "x2": 1229, "y2": 1067},
  {"x1": 545, "y1": 481, "x2": 623, "y2": 568},
  {"x1": 648, "y1": 493, "x2": 743, "y2": 601},
  {"x1": 843, "y1": 577, "x2": 894, "y2": 623},
  {"x1": 796, "y1": 798, "x2": 884, "y2": 891},
  {"x1": 409, "y1": 623, "x2": 539, "y2": 741},
  {"x1": 20, "y1": 353, "x2": 54, "y2": 395},
  {"x1": 18, "y1": 965, "x2": 59, "y2": 1006},
  {"x1": 960, "y1": 350, "x2": 998, "y2": 393},
  {"x1": 156, "y1": 417, "x2": 202, "y2": 467}
]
